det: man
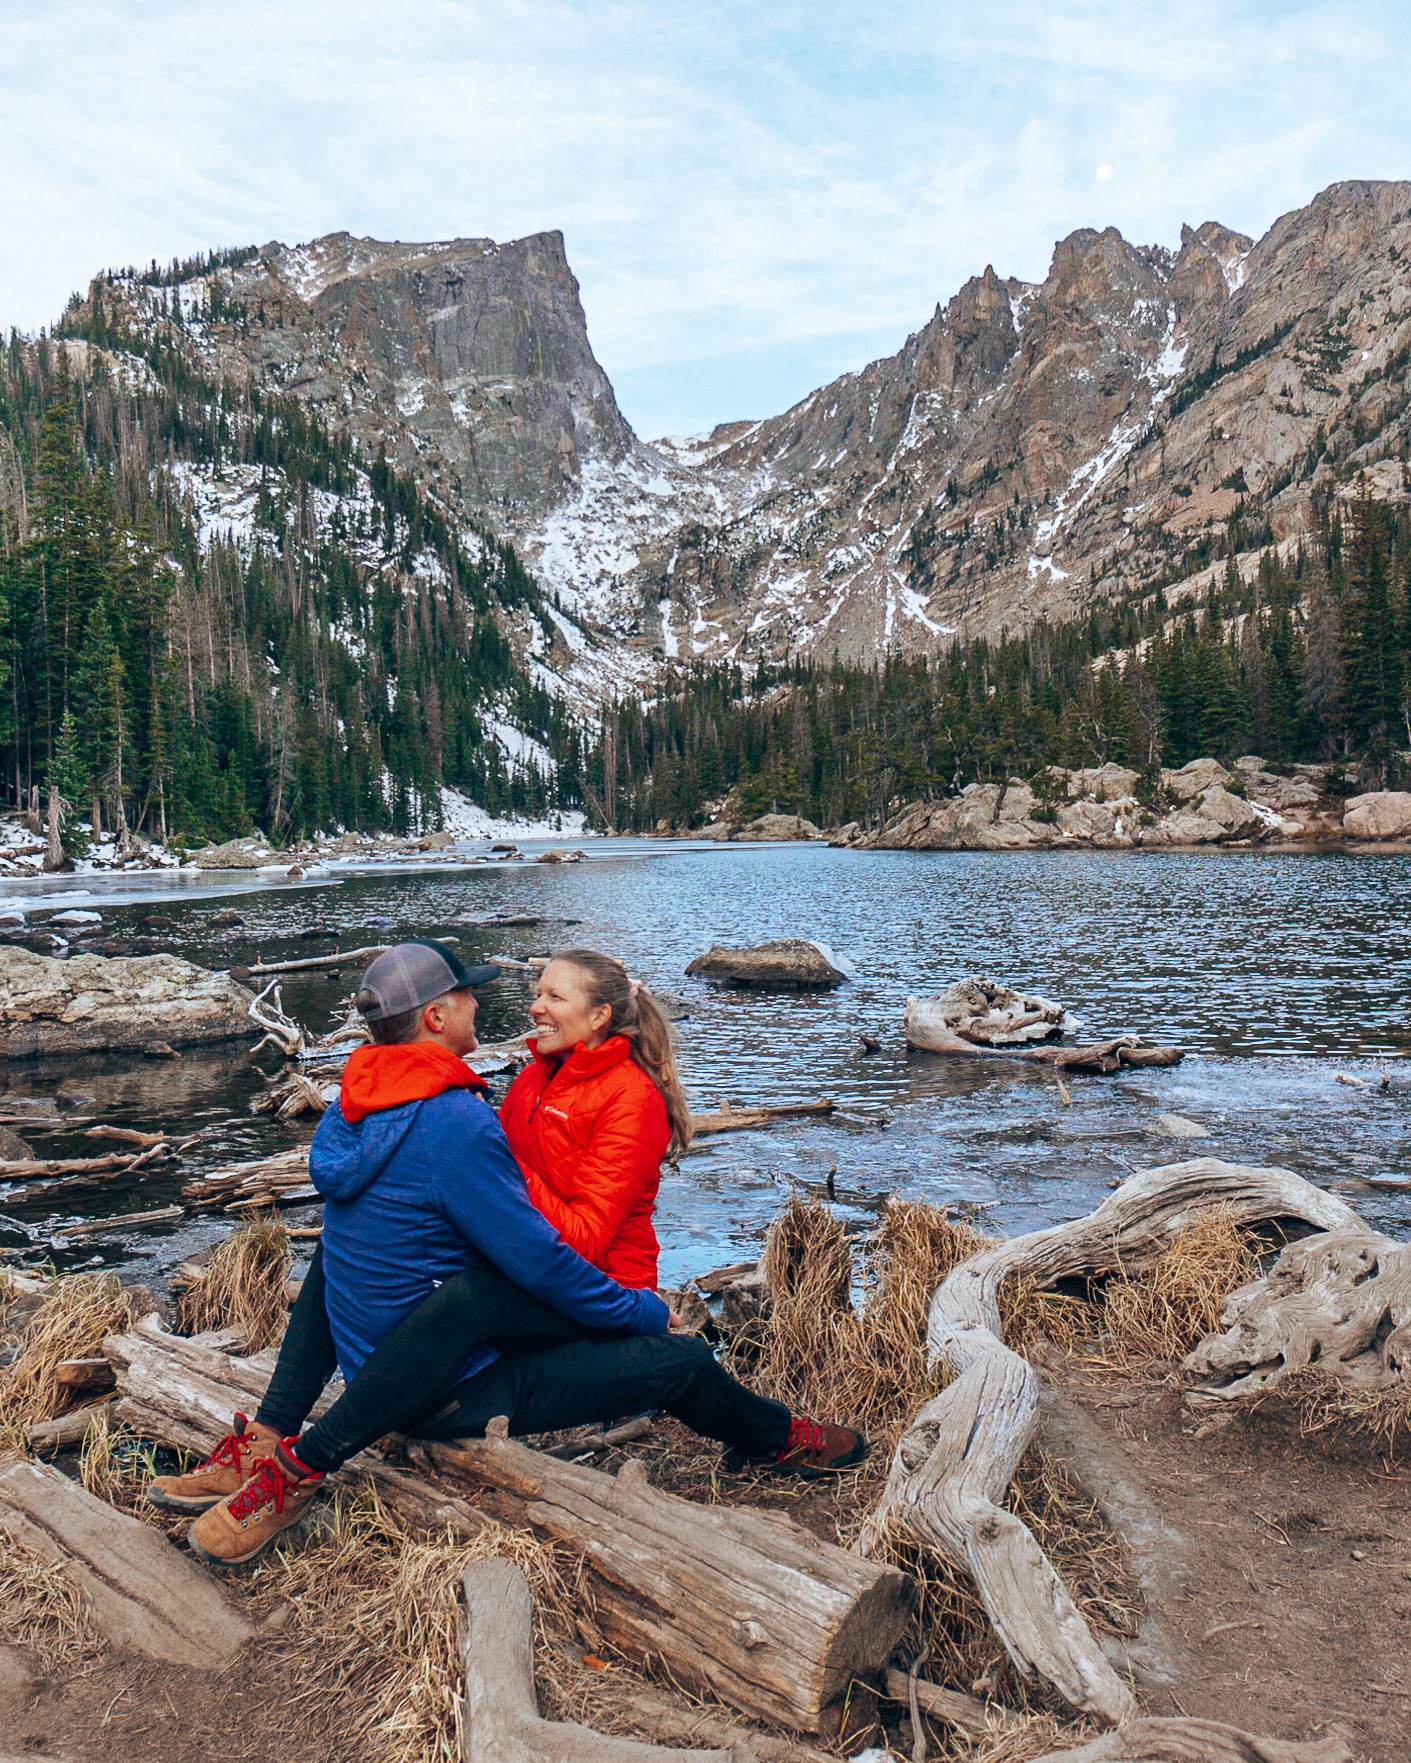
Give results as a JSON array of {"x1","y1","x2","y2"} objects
[{"x1": 161, "y1": 940, "x2": 864, "y2": 1565}]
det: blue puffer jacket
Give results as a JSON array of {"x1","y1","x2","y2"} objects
[{"x1": 308, "y1": 1088, "x2": 670, "y2": 1386}]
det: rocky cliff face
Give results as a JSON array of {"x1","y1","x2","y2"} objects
[
  {"x1": 94, "y1": 181, "x2": 1411, "y2": 670},
  {"x1": 108, "y1": 230, "x2": 635, "y2": 521},
  {"x1": 524, "y1": 180, "x2": 1411, "y2": 662}
]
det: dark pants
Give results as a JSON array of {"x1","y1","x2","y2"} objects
[
  {"x1": 256, "y1": 1245, "x2": 790, "y2": 1468},
  {"x1": 421, "y1": 1332, "x2": 792, "y2": 1457}
]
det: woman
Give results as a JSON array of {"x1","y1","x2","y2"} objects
[
  {"x1": 149, "y1": 948, "x2": 692, "y2": 1508},
  {"x1": 503, "y1": 949, "x2": 692, "y2": 1288}
]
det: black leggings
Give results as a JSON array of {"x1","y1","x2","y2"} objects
[{"x1": 255, "y1": 1245, "x2": 604, "y2": 1472}]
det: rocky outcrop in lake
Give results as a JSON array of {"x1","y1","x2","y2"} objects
[
  {"x1": 686, "y1": 939, "x2": 850, "y2": 989},
  {"x1": 841, "y1": 757, "x2": 1357, "y2": 851},
  {"x1": 0, "y1": 948, "x2": 259, "y2": 1059}
]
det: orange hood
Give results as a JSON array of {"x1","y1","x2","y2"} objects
[{"x1": 339, "y1": 1042, "x2": 486, "y2": 1124}]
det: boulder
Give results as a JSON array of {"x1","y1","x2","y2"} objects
[
  {"x1": 0, "y1": 946, "x2": 259, "y2": 1059},
  {"x1": 733, "y1": 813, "x2": 824, "y2": 842},
  {"x1": 1150, "y1": 784, "x2": 1269, "y2": 845},
  {"x1": 686, "y1": 938, "x2": 850, "y2": 989},
  {"x1": 906, "y1": 976, "x2": 1065, "y2": 1052},
  {"x1": 1162, "y1": 757, "x2": 1234, "y2": 801},
  {"x1": 1343, "y1": 790, "x2": 1411, "y2": 840},
  {"x1": 1238, "y1": 768, "x2": 1320, "y2": 814},
  {"x1": 1054, "y1": 799, "x2": 1123, "y2": 842},
  {"x1": 190, "y1": 838, "x2": 274, "y2": 869},
  {"x1": 536, "y1": 847, "x2": 585, "y2": 863},
  {"x1": 1068, "y1": 763, "x2": 1140, "y2": 802},
  {"x1": 694, "y1": 820, "x2": 734, "y2": 841}
]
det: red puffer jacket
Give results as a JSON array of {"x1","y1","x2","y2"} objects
[{"x1": 499, "y1": 1034, "x2": 669, "y2": 1289}]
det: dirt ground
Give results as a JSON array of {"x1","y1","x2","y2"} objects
[{"x1": 3, "y1": 1359, "x2": 1406, "y2": 1763}]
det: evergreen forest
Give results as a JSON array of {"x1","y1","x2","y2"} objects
[{"x1": 0, "y1": 321, "x2": 585, "y2": 856}]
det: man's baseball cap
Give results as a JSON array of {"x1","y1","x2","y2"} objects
[{"x1": 357, "y1": 939, "x2": 501, "y2": 1022}]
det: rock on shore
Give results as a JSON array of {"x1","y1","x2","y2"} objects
[
  {"x1": 843, "y1": 756, "x2": 1348, "y2": 851},
  {"x1": 1342, "y1": 791, "x2": 1411, "y2": 840},
  {"x1": 0, "y1": 947, "x2": 259, "y2": 1059}
]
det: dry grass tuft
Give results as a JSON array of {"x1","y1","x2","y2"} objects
[
  {"x1": 1000, "y1": 1206, "x2": 1261, "y2": 1367},
  {"x1": 0, "y1": 1521, "x2": 101, "y2": 1671},
  {"x1": 1239, "y1": 1367, "x2": 1411, "y2": 1458},
  {"x1": 253, "y1": 1481, "x2": 594, "y2": 1763},
  {"x1": 1101, "y1": 1207, "x2": 1259, "y2": 1364},
  {"x1": 78, "y1": 1406, "x2": 162, "y2": 1511},
  {"x1": 745, "y1": 1192, "x2": 991, "y2": 1450},
  {"x1": 0, "y1": 1271, "x2": 137, "y2": 1441},
  {"x1": 175, "y1": 1214, "x2": 291, "y2": 1350}
]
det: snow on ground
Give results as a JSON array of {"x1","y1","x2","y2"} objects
[{"x1": 438, "y1": 788, "x2": 587, "y2": 840}]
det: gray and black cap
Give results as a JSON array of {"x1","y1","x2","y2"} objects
[{"x1": 357, "y1": 939, "x2": 501, "y2": 1022}]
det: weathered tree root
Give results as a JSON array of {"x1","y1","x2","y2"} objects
[
  {"x1": 1185, "y1": 1229, "x2": 1411, "y2": 1400},
  {"x1": 459, "y1": 1557, "x2": 756, "y2": 1762},
  {"x1": 1031, "y1": 1716, "x2": 1353, "y2": 1762},
  {"x1": 857, "y1": 1159, "x2": 1359, "y2": 1726}
]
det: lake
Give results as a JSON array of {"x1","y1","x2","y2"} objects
[{"x1": 2, "y1": 840, "x2": 1409, "y2": 1288}]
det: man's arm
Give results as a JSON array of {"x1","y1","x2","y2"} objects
[{"x1": 432, "y1": 1095, "x2": 669, "y2": 1335}]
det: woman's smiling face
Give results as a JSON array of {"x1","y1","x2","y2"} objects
[{"x1": 529, "y1": 958, "x2": 613, "y2": 1055}]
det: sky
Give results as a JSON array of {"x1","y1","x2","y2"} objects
[{"x1": 2, "y1": 1, "x2": 1410, "y2": 440}]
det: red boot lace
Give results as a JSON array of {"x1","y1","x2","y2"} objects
[
  {"x1": 226, "y1": 1458, "x2": 290, "y2": 1523},
  {"x1": 199, "y1": 1423, "x2": 253, "y2": 1475},
  {"x1": 780, "y1": 1417, "x2": 827, "y2": 1459}
]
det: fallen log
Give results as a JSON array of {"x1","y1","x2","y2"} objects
[
  {"x1": 82, "y1": 1125, "x2": 168, "y2": 1148},
  {"x1": 0, "y1": 1142, "x2": 175, "y2": 1183},
  {"x1": 422, "y1": 1421, "x2": 914, "y2": 1734},
  {"x1": 0, "y1": 1456, "x2": 253, "y2": 1668},
  {"x1": 689, "y1": 1099, "x2": 835, "y2": 1136},
  {"x1": 460, "y1": 1557, "x2": 753, "y2": 1762},
  {"x1": 244, "y1": 943, "x2": 391, "y2": 976},
  {"x1": 1029, "y1": 1718, "x2": 1353, "y2": 1762},
  {"x1": 857, "y1": 1160, "x2": 1360, "y2": 1727},
  {"x1": 98, "y1": 1313, "x2": 485, "y2": 1537},
  {"x1": 27, "y1": 1399, "x2": 114, "y2": 1454},
  {"x1": 53, "y1": 1205, "x2": 185, "y2": 1241},
  {"x1": 53, "y1": 1356, "x2": 117, "y2": 1392}
]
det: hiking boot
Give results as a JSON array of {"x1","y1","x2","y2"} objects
[
  {"x1": 186, "y1": 1440, "x2": 325, "y2": 1567},
  {"x1": 147, "y1": 1414, "x2": 282, "y2": 1513},
  {"x1": 768, "y1": 1415, "x2": 867, "y2": 1477}
]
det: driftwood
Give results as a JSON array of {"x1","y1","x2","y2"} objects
[
  {"x1": 0, "y1": 1457, "x2": 253, "y2": 1667},
  {"x1": 422, "y1": 1424, "x2": 914, "y2": 1734},
  {"x1": 27, "y1": 1398, "x2": 114, "y2": 1454},
  {"x1": 245, "y1": 943, "x2": 392, "y2": 977},
  {"x1": 600, "y1": 1684, "x2": 840, "y2": 1763},
  {"x1": 180, "y1": 1147, "x2": 312, "y2": 1211},
  {"x1": 690, "y1": 1099, "x2": 835, "y2": 1136},
  {"x1": 880, "y1": 1669, "x2": 1019, "y2": 1740},
  {"x1": 0, "y1": 1141, "x2": 177, "y2": 1184},
  {"x1": 1029, "y1": 1720, "x2": 1353, "y2": 1762},
  {"x1": 905, "y1": 978, "x2": 1182, "y2": 1072},
  {"x1": 53, "y1": 1205, "x2": 185, "y2": 1241},
  {"x1": 858, "y1": 1160, "x2": 1360, "y2": 1726},
  {"x1": 1185, "y1": 1229, "x2": 1411, "y2": 1401},
  {"x1": 460, "y1": 1558, "x2": 751, "y2": 1762}
]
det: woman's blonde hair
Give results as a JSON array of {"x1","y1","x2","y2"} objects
[{"x1": 553, "y1": 949, "x2": 693, "y2": 1155}]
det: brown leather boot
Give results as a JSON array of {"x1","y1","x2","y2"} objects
[
  {"x1": 767, "y1": 1415, "x2": 867, "y2": 1477},
  {"x1": 147, "y1": 1415, "x2": 282, "y2": 1513},
  {"x1": 186, "y1": 1440, "x2": 325, "y2": 1567}
]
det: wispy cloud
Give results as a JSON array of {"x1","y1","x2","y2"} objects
[{"x1": 2, "y1": 1, "x2": 1408, "y2": 436}]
